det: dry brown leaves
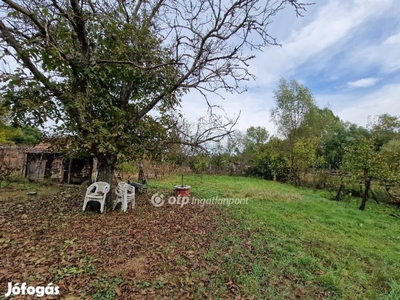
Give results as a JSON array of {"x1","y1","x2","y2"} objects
[{"x1": 0, "y1": 185, "x2": 230, "y2": 299}]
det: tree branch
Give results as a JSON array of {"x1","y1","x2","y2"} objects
[
  {"x1": 95, "y1": 59, "x2": 182, "y2": 70},
  {"x1": 0, "y1": 20, "x2": 56, "y2": 94}
]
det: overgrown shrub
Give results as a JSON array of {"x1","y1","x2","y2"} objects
[{"x1": 246, "y1": 152, "x2": 289, "y2": 182}]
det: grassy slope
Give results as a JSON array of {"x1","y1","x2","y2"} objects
[{"x1": 152, "y1": 175, "x2": 400, "y2": 300}]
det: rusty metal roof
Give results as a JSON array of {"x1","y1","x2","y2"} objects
[{"x1": 25, "y1": 143, "x2": 61, "y2": 154}]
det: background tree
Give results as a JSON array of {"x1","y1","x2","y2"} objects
[
  {"x1": 380, "y1": 139, "x2": 400, "y2": 203},
  {"x1": 368, "y1": 114, "x2": 400, "y2": 203},
  {"x1": 11, "y1": 126, "x2": 42, "y2": 145},
  {"x1": 0, "y1": 0, "x2": 307, "y2": 187},
  {"x1": 0, "y1": 103, "x2": 19, "y2": 144},
  {"x1": 270, "y1": 78, "x2": 317, "y2": 182},
  {"x1": 0, "y1": 106, "x2": 41, "y2": 145},
  {"x1": 240, "y1": 126, "x2": 269, "y2": 164},
  {"x1": 243, "y1": 126, "x2": 269, "y2": 154},
  {"x1": 0, "y1": 122, "x2": 21, "y2": 145},
  {"x1": 292, "y1": 136, "x2": 323, "y2": 186},
  {"x1": 342, "y1": 135, "x2": 388, "y2": 210},
  {"x1": 225, "y1": 130, "x2": 245, "y2": 156},
  {"x1": 244, "y1": 133, "x2": 289, "y2": 181},
  {"x1": 321, "y1": 121, "x2": 370, "y2": 170},
  {"x1": 369, "y1": 114, "x2": 400, "y2": 149}
]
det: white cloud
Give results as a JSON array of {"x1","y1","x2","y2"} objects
[
  {"x1": 347, "y1": 77, "x2": 379, "y2": 88},
  {"x1": 180, "y1": 0, "x2": 400, "y2": 134},
  {"x1": 180, "y1": 90, "x2": 275, "y2": 133},
  {"x1": 336, "y1": 83, "x2": 400, "y2": 127},
  {"x1": 251, "y1": 0, "x2": 393, "y2": 80},
  {"x1": 354, "y1": 31, "x2": 400, "y2": 74}
]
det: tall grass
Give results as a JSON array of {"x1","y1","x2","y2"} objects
[{"x1": 151, "y1": 174, "x2": 400, "y2": 299}]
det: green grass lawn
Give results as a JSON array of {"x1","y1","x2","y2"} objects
[{"x1": 151, "y1": 174, "x2": 400, "y2": 300}]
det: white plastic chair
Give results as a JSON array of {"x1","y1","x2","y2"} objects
[
  {"x1": 82, "y1": 181, "x2": 110, "y2": 213},
  {"x1": 113, "y1": 182, "x2": 135, "y2": 212}
]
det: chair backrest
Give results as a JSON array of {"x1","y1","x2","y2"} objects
[
  {"x1": 87, "y1": 181, "x2": 109, "y2": 194},
  {"x1": 115, "y1": 182, "x2": 134, "y2": 200},
  {"x1": 96, "y1": 181, "x2": 110, "y2": 193},
  {"x1": 115, "y1": 182, "x2": 125, "y2": 196},
  {"x1": 124, "y1": 184, "x2": 135, "y2": 201}
]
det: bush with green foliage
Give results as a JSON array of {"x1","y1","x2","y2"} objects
[
  {"x1": 11, "y1": 126, "x2": 43, "y2": 145},
  {"x1": 247, "y1": 152, "x2": 289, "y2": 182},
  {"x1": 0, "y1": 123, "x2": 42, "y2": 145}
]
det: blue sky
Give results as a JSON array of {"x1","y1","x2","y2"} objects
[{"x1": 180, "y1": 0, "x2": 400, "y2": 135}]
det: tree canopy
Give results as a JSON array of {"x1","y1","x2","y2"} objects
[
  {"x1": 0, "y1": 0, "x2": 308, "y2": 184},
  {"x1": 271, "y1": 78, "x2": 316, "y2": 141}
]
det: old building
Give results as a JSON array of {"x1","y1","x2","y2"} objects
[{"x1": 0, "y1": 143, "x2": 94, "y2": 184}]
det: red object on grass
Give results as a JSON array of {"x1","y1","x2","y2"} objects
[{"x1": 174, "y1": 185, "x2": 191, "y2": 197}]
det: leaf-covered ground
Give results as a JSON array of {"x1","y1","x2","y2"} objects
[
  {"x1": 2, "y1": 176, "x2": 400, "y2": 300},
  {"x1": 0, "y1": 183, "x2": 232, "y2": 299}
]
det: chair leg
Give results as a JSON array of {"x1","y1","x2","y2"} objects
[
  {"x1": 82, "y1": 200, "x2": 87, "y2": 212},
  {"x1": 114, "y1": 196, "x2": 122, "y2": 211},
  {"x1": 100, "y1": 201, "x2": 105, "y2": 213}
]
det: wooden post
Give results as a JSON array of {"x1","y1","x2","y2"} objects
[{"x1": 67, "y1": 158, "x2": 72, "y2": 184}]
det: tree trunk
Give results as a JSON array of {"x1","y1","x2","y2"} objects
[
  {"x1": 96, "y1": 153, "x2": 118, "y2": 209},
  {"x1": 335, "y1": 181, "x2": 344, "y2": 201},
  {"x1": 289, "y1": 153, "x2": 295, "y2": 184},
  {"x1": 138, "y1": 163, "x2": 145, "y2": 184},
  {"x1": 359, "y1": 179, "x2": 370, "y2": 211},
  {"x1": 296, "y1": 171, "x2": 301, "y2": 187},
  {"x1": 369, "y1": 188, "x2": 379, "y2": 204}
]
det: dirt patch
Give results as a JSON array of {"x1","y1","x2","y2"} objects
[
  {"x1": 0, "y1": 182, "x2": 70, "y2": 203},
  {"x1": 107, "y1": 255, "x2": 148, "y2": 278}
]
